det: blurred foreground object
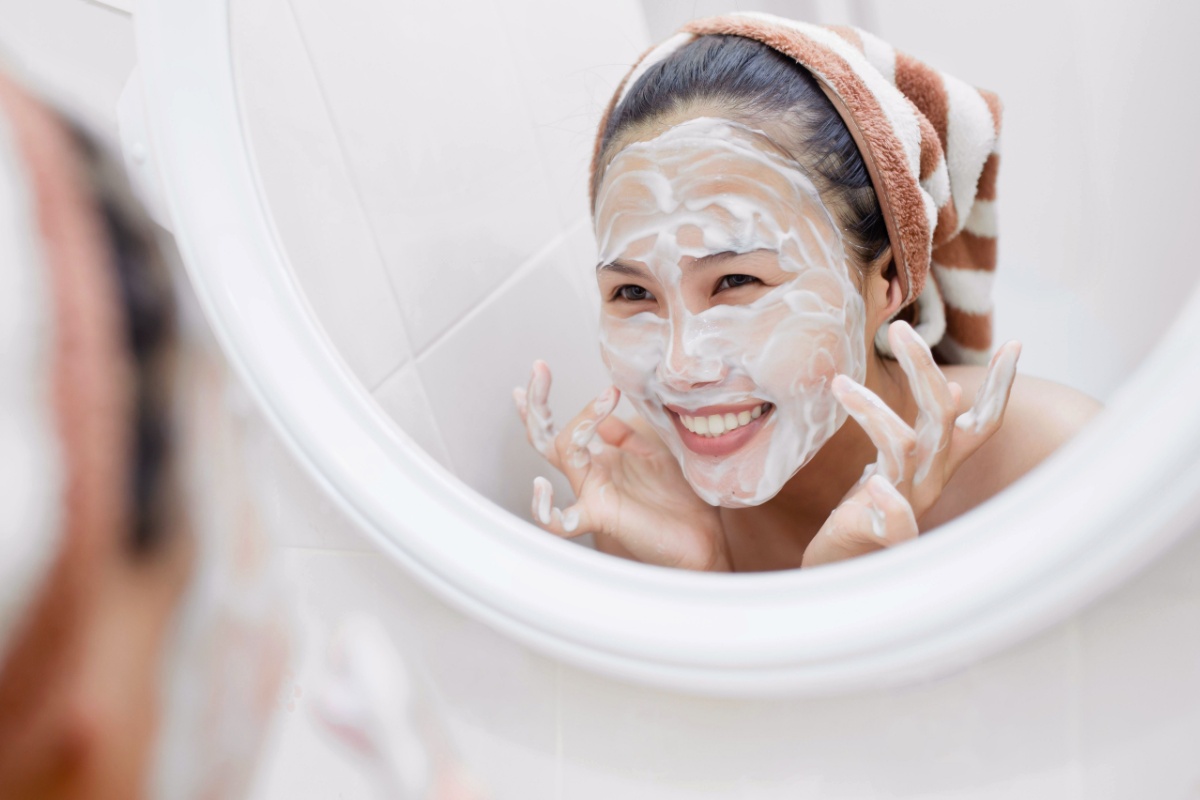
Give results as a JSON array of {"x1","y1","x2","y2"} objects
[{"x1": 0, "y1": 68, "x2": 288, "y2": 799}]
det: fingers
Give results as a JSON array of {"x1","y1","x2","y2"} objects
[
  {"x1": 864, "y1": 475, "x2": 919, "y2": 545},
  {"x1": 555, "y1": 386, "x2": 619, "y2": 478},
  {"x1": 530, "y1": 476, "x2": 590, "y2": 539},
  {"x1": 955, "y1": 341, "x2": 1022, "y2": 436},
  {"x1": 947, "y1": 381, "x2": 963, "y2": 411},
  {"x1": 832, "y1": 374, "x2": 916, "y2": 487},
  {"x1": 595, "y1": 413, "x2": 637, "y2": 449},
  {"x1": 803, "y1": 477, "x2": 919, "y2": 568},
  {"x1": 516, "y1": 360, "x2": 558, "y2": 464},
  {"x1": 888, "y1": 321, "x2": 957, "y2": 484}
]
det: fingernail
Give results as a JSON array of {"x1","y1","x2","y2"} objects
[
  {"x1": 865, "y1": 474, "x2": 898, "y2": 502},
  {"x1": 571, "y1": 420, "x2": 595, "y2": 448},
  {"x1": 562, "y1": 507, "x2": 580, "y2": 533},
  {"x1": 532, "y1": 477, "x2": 553, "y2": 524},
  {"x1": 867, "y1": 501, "x2": 887, "y2": 538},
  {"x1": 593, "y1": 386, "x2": 618, "y2": 416}
]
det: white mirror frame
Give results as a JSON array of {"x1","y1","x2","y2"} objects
[{"x1": 132, "y1": 0, "x2": 1200, "y2": 697}]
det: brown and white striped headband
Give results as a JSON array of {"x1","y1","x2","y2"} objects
[{"x1": 590, "y1": 13, "x2": 1002, "y2": 365}]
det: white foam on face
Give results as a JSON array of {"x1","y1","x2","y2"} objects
[
  {"x1": 0, "y1": 102, "x2": 62, "y2": 660},
  {"x1": 593, "y1": 118, "x2": 867, "y2": 507}
]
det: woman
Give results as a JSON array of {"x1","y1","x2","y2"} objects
[
  {"x1": 515, "y1": 15, "x2": 1099, "y2": 572},
  {"x1": 0, "y1": 70, "x2": 286, "y2": 797}
]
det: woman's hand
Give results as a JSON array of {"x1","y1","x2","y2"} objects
[
  {"x1": 802, "y1": 321, "x2": 1022, "y2": 568},
  {"x1": 514, "y1": 360, "x2": 732, "y2": 571}
]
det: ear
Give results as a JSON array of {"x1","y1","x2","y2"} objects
[
  {"x1": 864, "y1": 253, "x2": 905, "y2": 329},
  {"x1": 882, "y1": 266, "x2": 905, "y2": 317}
]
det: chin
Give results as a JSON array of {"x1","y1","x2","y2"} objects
[
  {"x1": 679, "y1": 458, "x2": 789, "y2": 509},
  {"x1": 676, "y1": 433, "x2": 832, "y2": 509}
]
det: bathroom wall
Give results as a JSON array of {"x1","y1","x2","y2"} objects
[
  {"x1": 231, "y1": 0, "x2": 647, "y2": 521},
  {"x1": 0, "y1": 0, "x2": 133, "y2": 136}
]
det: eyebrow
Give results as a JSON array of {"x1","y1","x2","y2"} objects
[
  {"x1": 596, "y1": 250, "x2": 764, "y2": 274},
  {"x1": 596, "y1": 260, "x2": 646, "y2": 276}
]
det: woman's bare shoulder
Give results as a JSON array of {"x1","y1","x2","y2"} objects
[
  {"x1": 924, "y1": 366, "x2": 1103, "y2": 526},
  {"x1": 946, "y1": 365, "x2": 1102, "y2": 456}
]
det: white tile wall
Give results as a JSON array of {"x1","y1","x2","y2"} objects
[
  {"x1": 283, "y1": 0, "x2": 565, "y2": 355},
  {"x1": 1075, "y1": 528, "x2": 1200, "y2": 798},
  {"x1": 1059, "y1": 0, "x2": 1200, "y2": 366},
  {"x1": 552, "y1": 620, "x2": 1078, "y2": 799},
  {"x1": 233, "y1": 0, "x2": 412, "y2": 390},
  {"x1": 371, "y1": 360, "x2": 455, "y2": 470},
  {"x1": 416, "y1": 220, "x2": 607, "y2": 518},
  {"x1": 493, "y1": 0, "x2": 650, "y2": 227},
  {"x1": 0, "y1": 0, "x2": 134, "y2": 135},
  {"x1": 640, "y1": 0, "x2": 821, "y2": 43}
]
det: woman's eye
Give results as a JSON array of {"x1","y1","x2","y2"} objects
[
  {"x1": 716, "y1": 274, "x2": 760, "y2": 292},
  {"x1": 615, "y1": 284, "x2": 654, "y2": 302}
]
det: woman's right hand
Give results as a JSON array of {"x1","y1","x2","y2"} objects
[{"x1": 514, "y1": 360, "x2": 731, "y2": 571}]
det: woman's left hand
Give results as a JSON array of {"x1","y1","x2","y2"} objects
[{"x1": 801, "y1": 320, "x2": 1022, "y2": 568}]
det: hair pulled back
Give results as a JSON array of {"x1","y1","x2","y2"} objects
[{"x1": 594, "y1": 35, "x2": 890, "y2": 273}]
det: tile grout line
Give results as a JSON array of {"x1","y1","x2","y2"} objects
[
  {"x1": 366, "y1": 356, "x2": 409, "y2": 394},
  {"x1": 486, "y1": 0, "x2": 567, "y2": 231},
  {"x1": 398, "y1": 360, "x2": 460, "y2": 476},
  {"x1": 281, "y1": 0, "x2": 418, "y2": 362},
  {"x1": 280, "y1": 0, "x2": 460, "y2": 473},
  {"x1": 412, "y1": 215, "x2": 591, "y2": 364}
]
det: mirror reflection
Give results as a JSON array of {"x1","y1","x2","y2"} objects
[{"x1": 232, "y1": 0, "x2": 1196, "y2": 572}]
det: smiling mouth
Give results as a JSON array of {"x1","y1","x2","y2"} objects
[
  {"x1": 666, "y1": 401, "x2": 775, "y2": 456},
  {"x1": 676, "y1": 402, "x2": 773, "y2": 437}
]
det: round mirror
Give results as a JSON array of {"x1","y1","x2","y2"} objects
[{"x1": 133, "y1": 0, "x2": 1200, "y2": 698}]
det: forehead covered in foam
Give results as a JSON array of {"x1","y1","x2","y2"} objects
[{"x1": 593, "y1": 117, "x2": 843, "y2": 273}]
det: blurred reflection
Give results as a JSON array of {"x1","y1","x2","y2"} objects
[
  {"x1": 316, "y1": 616, "x2": 486, "y2": 800},
  {"x1": 0, "y1": 71, "x2": 286, "y2": 797}
]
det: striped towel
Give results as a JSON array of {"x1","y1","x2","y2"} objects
[{"x1": 592, "y1": 13, "x2": 1003, "y2": 365}]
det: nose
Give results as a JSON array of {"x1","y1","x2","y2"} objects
[{"x1": 656, "y1": 312, "x2": 726, "y2": 391}]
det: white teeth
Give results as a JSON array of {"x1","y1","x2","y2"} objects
[{"x1": 678, "y1": 403, "x2": 771, "y2": 438}]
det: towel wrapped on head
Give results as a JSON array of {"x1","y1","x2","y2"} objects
[{"x1": 591, "y1": 12, "x2": 1002, "y2": 365}]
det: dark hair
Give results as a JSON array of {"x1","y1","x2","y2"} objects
[
  {"x1": 66, "y1": 117, "x2": 180, "y2": 557},
  {"x1": 595, "y1": 34, "x2": 890, "y2": 274}
]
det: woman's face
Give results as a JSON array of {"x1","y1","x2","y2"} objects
[{"x1": 593, "y1": 118, "x2": 868, "y2": 507}]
